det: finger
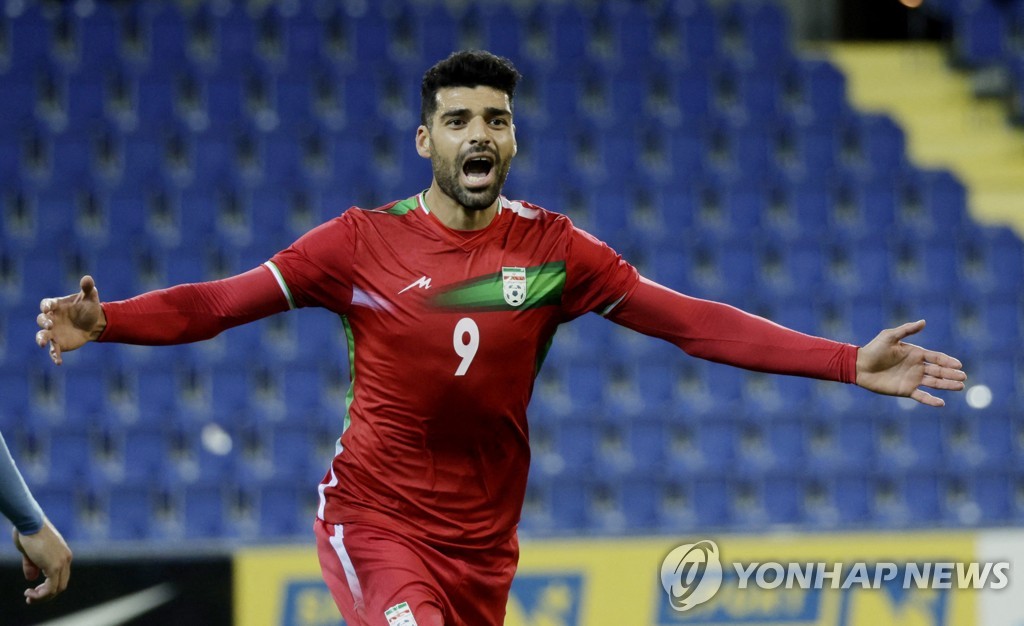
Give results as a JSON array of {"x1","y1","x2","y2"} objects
[
  {"x1": 58, "y1": 562, "x2": 70, "y2": 594},
  {"x1": 890, "y1": 320, "x2": 926, "y2": 342},
  {"x1": 49, "y1": 341, "x2": 63, "y2": 366},
  {"x1": 80, "y1": 275, "x2": 96, "y2": 297},
  {"x1": 39, "y1": 297, "x2": 59, "y2": 314},
  {"x1": 924, "y1": 350, "x2": 964, "y2": 371},
  {"x1": 22, "y1": 555, "x2": 39, "y2": 581},
  {"x1": 923, "y1": 363, "x2": 968, "y2": 383},
  {"x1": 36, "y1": 330, "x2": 50, "y2": 348},
  {"x1": 36, "y1": 313, "x2": 53, "y2": 330},
  {"x1": 911, "y1": 388, "x2": 944, "y2": 407},
  {"x1": 921, "y1": 375, "x2": 967, "y2": 391},
  {"x1": 25, "y1": 578, "x2": 53, "y2": 604}
]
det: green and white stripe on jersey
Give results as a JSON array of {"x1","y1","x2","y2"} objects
[
  {"x1": 430, "y1": 262, "x2": 566, "y2": 312},
  {"x1": 385, "y1": 197, "x2": 419, "y2": 216},
  {"x1": 340, "y1": 316, "x2": 356, "y2": 436},
  {"x1": 263, "y1": 261, "x2": 296, "y2": 310}
]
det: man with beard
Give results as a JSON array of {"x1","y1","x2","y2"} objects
[{"x1": 34, "y1": 51, "x2": 965, "y2": 626}]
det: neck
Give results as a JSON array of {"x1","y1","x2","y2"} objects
[{"x1": 424, "y1": 182, "x2": 499, "y2": 231}]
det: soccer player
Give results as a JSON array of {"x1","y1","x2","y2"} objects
[
  {"x1": 34, "y1": 51, "x2": 966, "y2": 626},
  {"x1": 1, "y1": 431, "x2": 72, "y2": 603}
]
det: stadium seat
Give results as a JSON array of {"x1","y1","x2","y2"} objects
[
  {"x1": 691, "y1": 474, "x2": 731, "y2": 528},
  {"x1": 47, "y1": 426, "x2": 92, "y2": 482},
  {"x1": 256, "y1": 478, "x2": 315, "y2": 537},
  {"x1": 548, "y1": 472, "x2": 589, "y2": 531},
  {"x1": 875, "y1": 415, "x2": 944, "y2": 471},
  {"x1": 969, "y1": 472, "x2": 1012, "y2": 524},
  {"x1": 106, "y1": 484, "x2": 156, "y2": 541},
  {"x1": 182, "y1": 481, "x2": 228, "y2": 538},
  {"x1": 952, "y1": 1, "x2": 1007, "y2": 68},
  {"x1": 795, "y1": 60, "x2": 848, "y2": 123}
]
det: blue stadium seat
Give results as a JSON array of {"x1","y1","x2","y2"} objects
[
  {"x1": 122, "y1": 425, "x2": 173, "y2": 477},
  {"x1": 561, "y1": 358, "x2": 607, "y2": 414},
  {"x1": 903, "y1": 473, "x2": 942, "y2": 525},
  {"x1": 875, "y1": 415, "x2": 944, "y2": 471},
  {"x1": 65, "y1": 75, "x2": 106, "y2": 124},
  {"x1": 183, "y1": 481, "x2": 228, "y2": 538},
  {"x1": 780, "y1": 116, "x2": 843, "y2": 176},
  {"x1": 757, "y1": 236, "x2": 826, "y2": 298},
  {"x1": 618, "y1": 415, "x2": 669, "y2": 473},
  {"x1": 107, "y1": 484, "x2": 155, "y2": 540},
  {"x1": 47, "y1": 426, "x2": 92, "y2": 481},
  {"x1": 969, "y1": 472, "x2": 1012, "y2": 524},
  {"x1": 75, "y1": 3, "x2": 120, "y2": 73},
  {"x1": 952, "y1": 1, "x2": 1007, "y2": 67},
  {"x1": 832, "y1": 475, "x2": 871, "y2": 525},
  {"x1": 676, "y1": 3, "x2": 721, "y2": 64},
  {"x1": 691, "y1": 474, "x2": 731, "y2": 528},
  {"x1": 30, "y1": 482, "x2": 80, "y2": 538},
  {"x1": 7, "y1": 5, "x2": 50, "y2": 74},
  {"x1": 806, "y1": 414, "x2": 875, "y2": 473},
  {"x1": 548, "y1": 472, "x2": 589, "y2": 531},
  {"x1": 256, "y1": 478, "x2": 314, "y2": 537},
  {"x1": 610, "y1": 7, "x2": 654, "y2": 64},
  {"x1": 959, "y1": 225, "x2": 1024, "y2": 298},
  {"x1": 889, "y1": 230, "x2": 959, "y2": 298},
  {"x1": 942, "y1": 409, "x2": 1014, "y2": 470},
  {"x1": 795, "y1": 60, "x2": 848, "y2": 123},
  {"x1": 760, "y1": 475, "x2": 803, "y2": 525},
  {"x1": 549, "y1": 4, "x2": 588, "y2": 68},
  {"x1": 553, "y1": 412, "x2": 599, "y2": 471},
  {"x1": 0, "y1": 366, "x2": 30, "y2": 415},
  {"x1": 609, "y1": 472, "x2": 662, "y2": 531}
]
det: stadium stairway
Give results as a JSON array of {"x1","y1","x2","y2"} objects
[{"x1": 825, "y1": 42, "x2": 1024, "y2": 237}]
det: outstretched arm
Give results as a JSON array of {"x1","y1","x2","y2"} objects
[
  {"x1": 607, "y1": 277, "x2": 965, "y2": 405},
  {"x1": 35, "y1": 267, "x2": 289, "y2": 365}
]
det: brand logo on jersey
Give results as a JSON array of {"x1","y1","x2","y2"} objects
[
  {"x1": 502, "y1": 266, "x2": 528, "y2": 306},
  {"x1": 385, "y1": 601, "x2": 418, "y2": 626},
  {"x1": 398, "y1": 275, "x2": 432, "y2": 294}
]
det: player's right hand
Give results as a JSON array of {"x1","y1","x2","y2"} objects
[{"x1": 35, "y1": 275, "x2": 106, "y2": 365}]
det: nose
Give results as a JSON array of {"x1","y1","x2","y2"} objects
[{"x1": 466, "y1": 116, "x2": 490, "y2": 145}]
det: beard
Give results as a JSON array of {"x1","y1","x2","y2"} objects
[{"x1": 430, "y1": 146, "x2": 512, "y2": 211}]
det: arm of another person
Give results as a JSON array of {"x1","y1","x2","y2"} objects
[
  {"x1": 0, "y1": 432, "x2": 71, "y2": 603},
  {"x1": 607, "y1": 277, "x2": 967, "y2": 407}
]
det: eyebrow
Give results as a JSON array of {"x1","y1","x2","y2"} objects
[{"x1": 440, "y1": 106, "x2": 512, "y2": 120}]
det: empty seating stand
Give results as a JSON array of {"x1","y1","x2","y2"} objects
[{"x1": 0, "y1": 0, "x2": 1021, "y2": 543}]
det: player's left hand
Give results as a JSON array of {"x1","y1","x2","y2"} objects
[
  {"x1": 13, "y1": 518, "x2": 72, "y2": 604},
  {"x1": 856, "y1": 320, "x2": 966, "y2": 407}
]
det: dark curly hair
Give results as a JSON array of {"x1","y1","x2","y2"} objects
[{"x1": 420, "y1": 50, "x2": 522, "y2": 127}]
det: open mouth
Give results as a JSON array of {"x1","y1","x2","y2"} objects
[{"x1": 461, "y1": 154, "x2": 495, "y2": 189}]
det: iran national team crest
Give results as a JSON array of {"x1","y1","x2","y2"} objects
[{"x1": 502, "y1": 266, "x2": 528, "y2": 306}]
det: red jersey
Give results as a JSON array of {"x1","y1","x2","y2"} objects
[
  {"x1": 266, "y1": 193, "x2": 639, "y2": 547},
  {"x1": 98, "y1": 193, "x2": 856, "y2": 547}
]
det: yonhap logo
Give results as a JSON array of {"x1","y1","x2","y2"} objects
[{"x1": 660, "y1": 540, "x2": 723, "y2": 612}]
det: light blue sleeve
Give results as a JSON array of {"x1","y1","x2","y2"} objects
[{"x1": 0, "y1": 431, "x2": 44, "y2": 535}]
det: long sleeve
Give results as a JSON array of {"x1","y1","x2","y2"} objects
[
  {"x1": 0, "y1": 432, "x2": 44, "y2": 535},
  {"x1": 607, "y1": 277, "x2": 859, "y2": 383},
  {"x1": 97, "y1": 266, "x2": 290, "y2": 345}
]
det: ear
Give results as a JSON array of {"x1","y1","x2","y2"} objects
[
  {"x1": 415, "y1": 125, "x2": 432, "y2": 159},
  {"x1": 511, "y1": 123, "x2": 518, "y2": 158}
]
